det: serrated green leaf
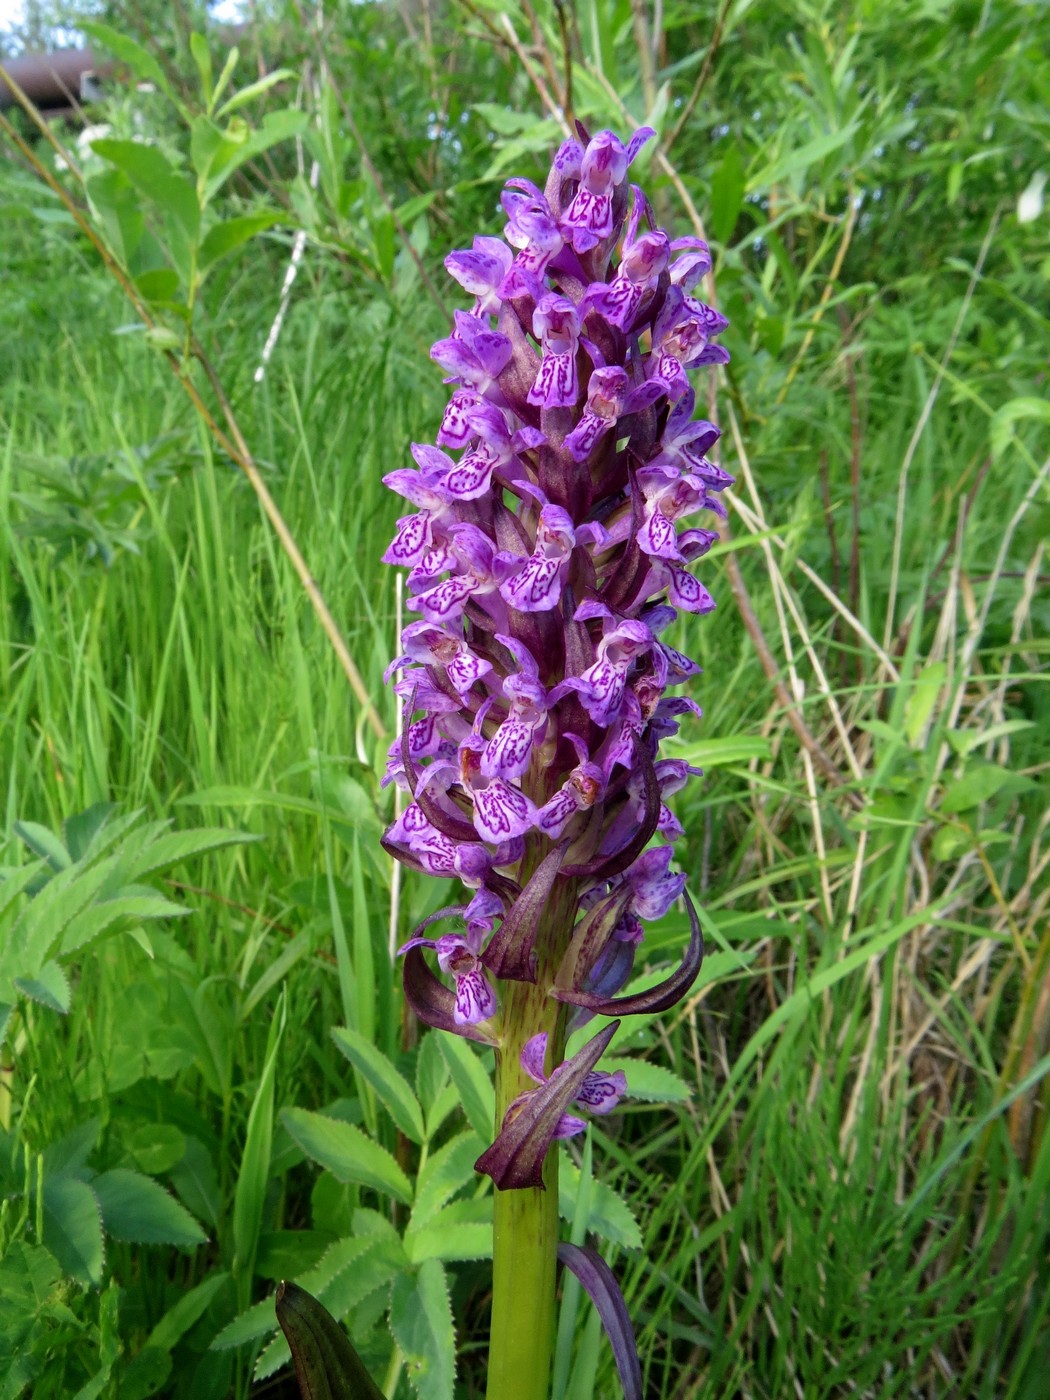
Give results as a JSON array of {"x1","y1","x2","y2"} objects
[
  {"x1": 15, "y1": 959, "x2": 71, "y2": 1014},
  {"x1": 409, "y1": 1130, "x2": 484, "y2": 1228},
  {"x1": 92, "y1": 1168, "x2": 207, "y2": 1247},
  {"x1": 559, "y1": 1164, "x2": 642, "y2": 1251},
  {"x1": 13, "y1": 820, "x2": 70, "y2": 870},
  {"x1": 41, "y1": 1176, "x2": 104, "y2": 1285},
  {"x1": 213, "y1": 1235, "x2": 381, "y2": 1352},
  {"x1": 390, "y1": 1259, "x2": 455, "y2": 1400},
  {"x1": 122, "y1": 827, "x2": 257, "y2": 881},
  {"x1": 332, "y1": 1026, "x2": 425, "y2": 1144},
  {"x1": 58, "y1": 892, "x2": 190, "y2": 958},
  {"x1": 405, "y1": 1197, "x2": 493, "y2": 1263},
  {"x1": 602, "y1": 1058, "x2": 693, "y2": 1104},
  {"x1": 280, "y1": 1108, "x2": 412, "y2": 1203},
  {"x1": 438, "y1": 1036, "x2": 495, "y2": 1141}
]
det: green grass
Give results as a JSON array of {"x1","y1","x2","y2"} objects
[{"x1": 1, "y1": 1, "x2": 1048, "y2": 1397}]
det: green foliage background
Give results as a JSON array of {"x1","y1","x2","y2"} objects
[{"x1": 1, "y1": 1, "x2": 1048, "y2": 1397}]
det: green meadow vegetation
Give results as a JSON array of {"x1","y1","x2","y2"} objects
[{"x1": 1, "y1": 1, "x2": 1048, "y2": 1396}]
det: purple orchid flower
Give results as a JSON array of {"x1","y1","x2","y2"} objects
[{"x1": 382, "y1": 126, "x2": 727, "y2": 1213}]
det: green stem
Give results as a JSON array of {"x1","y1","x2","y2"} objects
[{"x1": 486, "y1": 978, "x2": 563, "y2": 1400}]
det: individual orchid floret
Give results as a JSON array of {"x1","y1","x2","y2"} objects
[
  {"x1": 517, "y1": 1031, "x2": 627, "y2": 1138},
  {"x1": 431, "y1": 310, "x2": 513, "y2": 396},
  {"x1": 528, "y1": 294, "x2": 583, "y2": 408},
  {"x1": 561, "y1": 127, "x2": 654, "y2": 253},
  {"x1": 587, "y1": 227, "x2": 670, "y2": 332},
  {"x1": 399, "y1": 920, "x2": 497, "y2": 1025},
  {"x1": 480, "y1": 635, "x2": 549, "y2": 780},
  {"x1": 445, "y1": 235, "x2": 514, "y2": 317},
  {"x1": 396, "y1": 619, "x2": 492, "y2": 694},
  {"x1": 500, "y1": 183, "x2": 564, "y2": 297},
  {"x1": 668, "y1": 235, "x2": 713, "y2": 291},
  {"x1": 499, "y1": 503, "x2": 576, "y2": 613}
]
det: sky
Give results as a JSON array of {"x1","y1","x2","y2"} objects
[{"x1": 0, "y1": 2, "x2": 246, "y2": 33}]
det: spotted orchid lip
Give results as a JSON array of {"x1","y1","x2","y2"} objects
[{"x1": 381, "y1": 125, "x2": 726, "y2": 1188}]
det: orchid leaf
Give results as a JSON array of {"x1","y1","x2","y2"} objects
[
  {"x1": 557, "y1": 1243, "x2": 642, "y2": 1400},
  {"x1": 481, "y1": 843, "x2": 564, "y2": 982},
  {"x1": 553, "y1": 891, "x2": 703, "y2": 1016},
  {"x1": 275, "y1": 1280, "x2": 385, "y2": 1400}
]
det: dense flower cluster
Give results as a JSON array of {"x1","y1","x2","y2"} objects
[{"x1": 381, "y1": 124, "x2": 728, "y2": 1188}]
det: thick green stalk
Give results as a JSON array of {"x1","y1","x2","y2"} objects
[
  {"x1": 486, "y1": 846, "x2": 577, "y2": 1400},
  {"x1": 487, "y1": 978, "x2": 562, "y2": 1400}
]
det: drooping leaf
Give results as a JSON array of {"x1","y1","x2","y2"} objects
[
  {"x1": 553, "y1": 892, "x2": 703, "y2": 1017},
  {"x1": 481, "y1": 844, "x2": 564, "y2": 982},
  {"x1": 404, "y1": 1197, "x2": 493, "y2": 1264},
  {"x1": 559, "y1": 1165, "x2": 642, "y2": 1251},
  {"x1": 557, "y1": 1243, "x2": 641, "y2": 1400},
  {"x1": 14, "y1": 960, "x2": 70, "y2": 1014},
  {"x1": 409, "y1": 1130, "x2": 485, "y2": 1228}
]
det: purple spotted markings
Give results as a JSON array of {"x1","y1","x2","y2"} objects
[{"x1": 380, "y1": 122, "x2": 728, "y2": 1189}]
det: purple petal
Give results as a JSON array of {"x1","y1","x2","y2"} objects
[
  {"x1": 472, "y1": 779, "x2": 536, "y2": 843},
  {"x1": 576, "y1": 1069, "x2": 628, "y2": 1114},
  {"x1": 437, "y1": 389, "x2": 479, "y2": 448},
  {"x1": 521, "y1": 1032, "x2": 549, "y2": 1085},
  {"x1": 625, "y1": 126, "x2": 656, "y2": 165},
  {"x1": 443, "y1": 448, "x2": 499, "y2": 500},
  {"x1": 562, "y1": 188, "x2": 612, "y2": 252},
  {"x1": 414, "y1": 576, "x2": 477, "y2": 623},
  {"x1": 565, "y1": 411, "x2": 613, "y2": 462},
  {"x1": 667, "y1": 568, "x2": 716, "y2": 614},
  {"x1": 382, "y1": 513, "x2": 431, "y2": 566},
  {"x1": 481, "y1": 720, "x2": 535, "y2": 780},
  {"x1": 638, "y1": 508, "x2": 682, "y2": 560},
  {"x1": 537, "y1": 787, "x2": 582, "y2": 839},
  {"x1": 576, "y1": 657, "x2": 625, "y2": 726},
  {"x1": 454, "y1": 968, "x2": 497, "y2": 1024},
  {"x1": 500, "y1": 555, "x2": 565, "y2": 612},
  {"x1": 446, "y1": 651, "x2": 493, "y2": 694},
  {"x1": 527, "y1": 351, "x2": 579, "y2": 408}
]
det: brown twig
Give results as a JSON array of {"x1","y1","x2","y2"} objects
[{"x1": 666, "y1": 0, "x2": 733, "y2": 151}]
